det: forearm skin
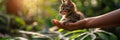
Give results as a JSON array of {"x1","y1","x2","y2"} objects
[{"x1": 86, "y1": 9, "x2": 120, "y2": 28}]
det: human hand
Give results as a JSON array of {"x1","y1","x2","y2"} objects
[
  {"x1": 52, "y1": 19, "x2": 85, "y2": 31},
  {"x1": 52, "y1": 17, "x2": 96, "y2": 31}
]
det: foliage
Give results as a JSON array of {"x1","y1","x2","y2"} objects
[
  {"x1": 0, "y1": 0, "x2": 120, "y2": 40},
  {"x1": 73, "y1": 0, "x2": 120, "y2": 17},
  {"x1": 57, "y1": 28, "x2": 118, "y2": 40}
]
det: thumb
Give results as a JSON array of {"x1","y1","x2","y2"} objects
[
  {"x1": 51, "y1": 19, "x2": 59, "y2": 25},
  {"x1": 51, "y1": 19, "x2": 64, "y2": 28}
]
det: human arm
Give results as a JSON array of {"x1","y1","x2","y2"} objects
[
  {"x1": 85, "y1": 8, "x2": 120, "y2": 28},
  {"x1": 52, "y1": 9, "x2": 120, "y2": 31}
]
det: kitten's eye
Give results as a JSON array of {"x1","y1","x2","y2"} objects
[{"x1": 61, "y1": 7, "x2": 64, "y2": 10}]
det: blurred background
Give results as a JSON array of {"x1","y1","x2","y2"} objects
[{"x1": 0, "y1": 0, "x2": 120, "y2": 40}]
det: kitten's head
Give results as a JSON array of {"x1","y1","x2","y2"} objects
[{"x1": 59, "y1": 0, "x2": 77, "y2": 15}]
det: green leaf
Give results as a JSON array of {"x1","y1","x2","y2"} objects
[
  {"x1": 102, "y1": 31, "x2": 118, "y2": 40},
  {"x1": 69, "y1": 33, "x2": 80, "y2": 40},
  {"x1": 84, "y1": 35, "x2": 92, "y2": 40},
  {"x1": 54, "y1": 36, "x2": 60, "y2": 40},
  {"x1": 64, "y1": 29, "x2": 87, "y2": 36},
  {"x1": 96, "y1": 32, "x2": 109, "y2": 40},
  {"x1": 14, "y1": 17, "x2": 25, "y2": 26},
  {"x1": 26, "y1": 25, "x2": 33, "y2": 31},
  {"x1": 58, "y1": 29, "x2": 64, "y2": 32},
  {"x1": 0, "y1": 38, "x2": 9, "y2": 40},
  {"x1": 58, "y1": 29, "x2": 69, "y2": 34}
]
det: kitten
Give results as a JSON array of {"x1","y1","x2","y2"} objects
[{"x1": 59, "y1": 0, "x2": 85, "y2": 25}]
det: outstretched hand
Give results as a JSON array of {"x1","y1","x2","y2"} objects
[
  {"x1": 52, "y1": 19, "x2": 86, "y2": 31},
  {"x1": 52, "y1": 19, "x2": 80, "y2": 31},
  {"x1": 52, "y1": 17, "x2": 96, "y2": 31}
]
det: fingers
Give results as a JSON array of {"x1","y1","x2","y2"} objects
[
  {"x1": 51, "y1": 19, "x2": 87, "y2": 31},
  {"x1": 64, "y1": 21, "x2": 85, "y2": 30},
  {"x1": 52, "y1": 19, "x2": 75, "y2": 30},
  {"x1": 51, "y1": 19, "x2": 86, "y2": 31},
  {"x1": 51, "y1": 19, "x2": 58, "y2": 25},
  {"x1": 52, "y1": 19, "x2": 64, "y2": 28},
  {"x1": 51, "y1": 19, "x2": 57, "y2": 25}
]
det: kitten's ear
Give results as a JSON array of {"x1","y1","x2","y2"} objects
[
  {"x1": 67, "y1": 0, "x2": 72, "y2": 5},
  {"x1": 61, "y1": 0, "x2": 65, "y2": 3}
]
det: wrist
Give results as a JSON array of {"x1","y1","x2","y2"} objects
[{"x1": 84, "y1": 17, "x2": 97, "y2": 28}]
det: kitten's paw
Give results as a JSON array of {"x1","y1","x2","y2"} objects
[
  {"x1": 63, "y1": 21, "x2": 72, "y2": 25},
  {"x1": 63, "y1": 22, "x2": 67, "y2": 25}
]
